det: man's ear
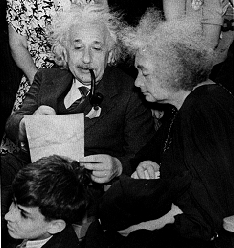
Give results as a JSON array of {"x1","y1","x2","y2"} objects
[{"x1": 47, "y1": 219, "x2": 66, "y2": 234}]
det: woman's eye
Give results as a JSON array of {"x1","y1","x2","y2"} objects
[
  {"x1": 138, "y1": 69, "x2": 148, "y2": 77},
  {"x1": 142, "y1": 72, "x2": 149, "y2": 77}
]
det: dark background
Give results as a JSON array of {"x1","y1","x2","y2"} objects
[{"x1": 0, "y1": 0, "x2": 22, "y2": 141}]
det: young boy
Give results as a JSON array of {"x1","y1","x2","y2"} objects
[{"x1": 4, "y1": 155, "x2": 91, "y2": 248}]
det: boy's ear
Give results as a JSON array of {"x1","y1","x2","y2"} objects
[{"x1": 47, "y1": 219, "x2": 66, "y2": 234}]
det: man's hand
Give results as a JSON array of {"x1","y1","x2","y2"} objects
[
  {"x1": 33, "y1": 105, "x2": 56, "y2": 115},
  {"x1": 131, "y1": 161, "x2": 160, "y2": 179},
  {"x1": 79, "y1": 154, "x2": 122, "y2": 183},
  {"x1": 18, "y1": 118, "x2": 26, "y2": 142}
]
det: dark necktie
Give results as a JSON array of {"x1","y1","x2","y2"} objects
[{"x1": 67, "y1": 86, "x2": 89, "y2": 112}]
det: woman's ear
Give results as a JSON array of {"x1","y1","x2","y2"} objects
[{"x1": 47, "y1": 219, "x2": 66, "y2": 234}]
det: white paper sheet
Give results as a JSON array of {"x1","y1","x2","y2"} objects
[{"x1": 24, "y1": 114, "x2": 84, "y2": 162}]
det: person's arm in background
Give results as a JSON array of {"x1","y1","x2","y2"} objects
[
  {"x1": 5, "y1": 70, "x2": 49, "y2": 145},
  {"x1": 6, "y1": 0, "x2": 38, "y2": 85},
  {"x1": 8, "y1": 25, "x2": 37, "y2": 85},
  {"x1": 163, "y1": 0, "x2": 186, "y2": 20},
  {"x1": 201, "y1": 0, "x2": 224, "y2": 49},
  {"x1": 163, "y1": 0, "x2": 222, "y2": 50}
]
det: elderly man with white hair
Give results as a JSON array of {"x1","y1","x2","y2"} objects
[{"x1": 1, "y1": 2, "x2": 155, "y2": 234}]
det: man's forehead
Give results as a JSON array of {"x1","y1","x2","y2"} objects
[{"x1": 69, "y1": 21, "x2": 108, "y2": 42}]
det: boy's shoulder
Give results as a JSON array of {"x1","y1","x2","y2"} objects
[{"x1": 42, "y1": 225, "x2": 80, "y2": 248}]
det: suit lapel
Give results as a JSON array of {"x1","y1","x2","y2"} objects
[
  {"x1": 41, "y1": 70, "x2": 73, "y2": 112},
  {"x1": 41, "y1": 67, "x2": 119, "y2": 131}
]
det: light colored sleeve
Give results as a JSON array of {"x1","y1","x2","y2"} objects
[
  {"x1": 6, "y1": 0, "x2": 28, "y2": 35},
  {"x1": 201, "y1": 0, "x2": 227, "y2": 25}
]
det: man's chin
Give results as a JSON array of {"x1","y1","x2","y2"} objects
[
  {"x1": 75, "y1": 77, "x2": 91, "y2": 85},
  {"x1": 145, "y1": 95, "x2": 155, "y2": 102}
]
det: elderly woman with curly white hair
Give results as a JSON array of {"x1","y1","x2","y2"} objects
[{"x1": 85, "y1": 7, "x2": 234, "y2": 248}]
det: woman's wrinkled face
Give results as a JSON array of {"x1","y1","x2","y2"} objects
[
  {"x1": 134, "y1": 51, "x2": 173, "y2": 104},
  {"x1": 65, "y1": 21, "x2": 112, "y2": 85}
]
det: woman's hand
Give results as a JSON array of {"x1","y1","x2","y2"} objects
[{"x1": 131, "y1": 160, "x2": 160, "y2": 179}]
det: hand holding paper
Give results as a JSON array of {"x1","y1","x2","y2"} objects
[
  {"x1": 33, "y1": 105, "x2": 56, "y2": 115},
  {"x1": 80, "y1": 154, "x2": 122, "y2": 183}
]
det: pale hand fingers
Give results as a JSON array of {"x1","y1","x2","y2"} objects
[
  {"x1": 139, "y1": 161, "x2": 160, "y2": 172},
  {"x1": 136, "y1": 165, "x2": 147, "y2": 179},
  {"x1": 33, "y1": 105, "x2": 56, "y2": 115},
  {"x1": 131, "y1": 171, "x2": 139, "y2": 179},
  {"x1": 92, "y1": 169, "x2": 108, "y2": 178},
  {"x1": 136, "y1": 161, "x2": 154, "y2": 179},
  {"x1": 91, "y1": 174, "x2": 109, "y2": 184},
  {"x1": 80, "y1": 155, "x2": 109, "y2": 170}
]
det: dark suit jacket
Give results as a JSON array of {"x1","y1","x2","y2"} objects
[
  {"x1": 5, "y1": 66, "x2": 155, "y2": 175},
  {"x1": 42, "y1": 225, "x2": 79, "y2": 248}
]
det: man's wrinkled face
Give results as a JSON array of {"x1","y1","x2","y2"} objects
[
  {"x1": 65, "y1": 21, "x2": 112, "y2": 85},
  {"x1": 5, "y1": 202, "x2": 52, "y2": 240}
]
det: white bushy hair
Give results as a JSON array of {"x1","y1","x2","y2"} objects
[
  {"x1": 120, "y1": 8, "x2": 216, "y2": 90},
  {"x1": 48, "y1": 3, "x2": 126, "y2": 68}
]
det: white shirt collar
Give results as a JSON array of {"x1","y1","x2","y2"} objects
[
  {"x1": 64, "y1": 78, "x2": 91, "y2": 109},
  {"x1": 73, "y1": 78, "x2": 91, "y2": 89},
  {"x1": 19, "y1": 236, "x2": 52, "y2": 248}
]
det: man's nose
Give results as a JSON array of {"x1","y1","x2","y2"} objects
[{"x1": 82, "y1": 48, "x2": 92, "y2": 64}]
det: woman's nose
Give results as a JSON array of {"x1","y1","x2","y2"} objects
[{"x1": 134, "y1": 76, "x2": 142, "y2": 88}]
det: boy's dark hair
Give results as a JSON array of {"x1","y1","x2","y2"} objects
[{"x1": 12, "y1": 155, "x2": 91, "y2": 224}]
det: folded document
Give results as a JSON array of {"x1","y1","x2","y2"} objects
[{"x1": 24, "y1": 114, "x2": 84, "y2": 162}]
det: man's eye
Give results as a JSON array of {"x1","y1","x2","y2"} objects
[
  {"x1": 93, "y1": 47, "x2": 102, "y2": 51},
  {"x1": 74, "y1": 46, "x2": 82, "y2": 50}
]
